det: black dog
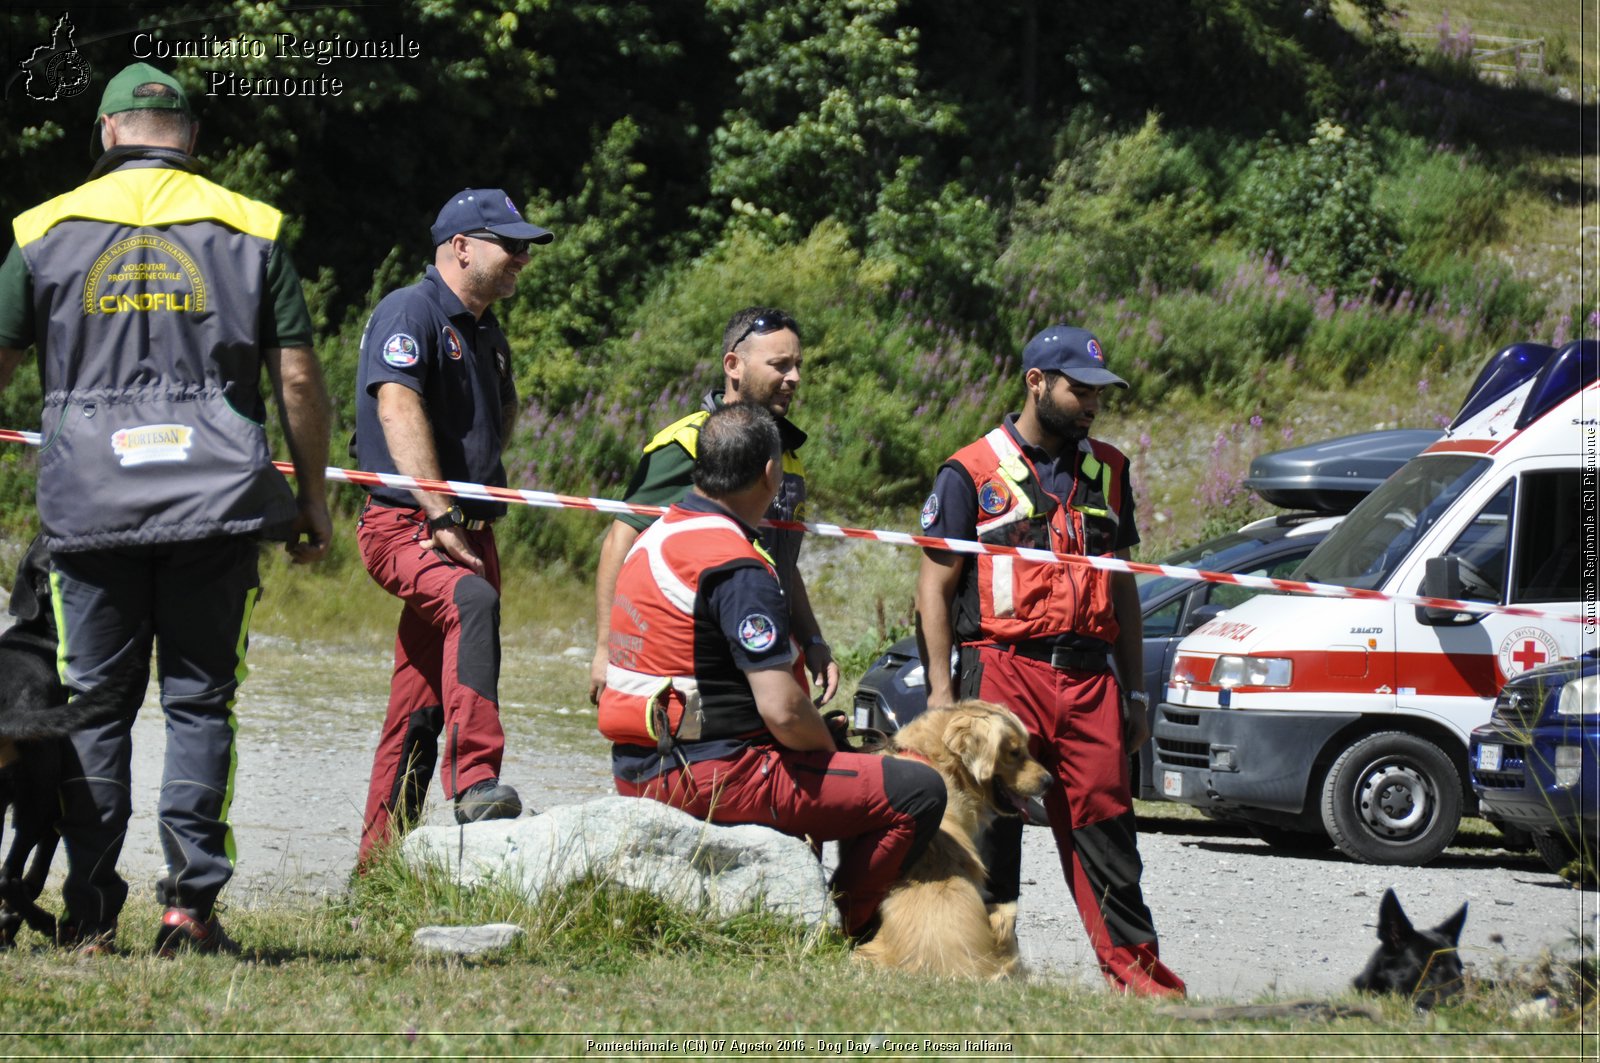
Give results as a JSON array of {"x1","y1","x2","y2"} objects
[
  {"x1": 0, "y1": 537, "x2": 142, "y2": 946},
  {"x1": 1353, "y1": 887, "x2": 1469, "y2": 1008}
]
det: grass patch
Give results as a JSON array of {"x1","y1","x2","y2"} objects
[{"x1": 4, "y1": 851, "x2": 1591, "y2": 1057}]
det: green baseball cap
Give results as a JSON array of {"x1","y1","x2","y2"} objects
[{"x1": 97, "y1": 62, "x2": 191, "y2": 117}]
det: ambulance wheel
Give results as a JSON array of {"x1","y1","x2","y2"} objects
[{"x1": 1321, "y1": 731, "x2": 1461, "y2": 865}]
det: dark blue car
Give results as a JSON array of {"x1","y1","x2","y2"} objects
[{"x1": 1470, "y1": 651, "x2": 1599, "y2": 881}]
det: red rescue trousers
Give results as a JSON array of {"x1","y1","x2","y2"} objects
[
  {"x1": 614, "y1": 744, "x2": 945, "y2": 934},
  {"x1": 969, "y1": 644, "x2": 1185, "y2": 998},
  {"x1": 357, "y1": 503, "x2": 507, "y2": 864}
]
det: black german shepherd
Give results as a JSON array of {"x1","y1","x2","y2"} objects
[
  {"x1": 1353, "y1": 887, "x2": 1469, "y2": 1008},
  {"x1": 0, "y1": 537, "x2": 143, "y2": 946}
]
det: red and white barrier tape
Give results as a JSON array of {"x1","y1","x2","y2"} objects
[{"x1": 0, "y1": 427, "x2": 1585, "y2": 624}]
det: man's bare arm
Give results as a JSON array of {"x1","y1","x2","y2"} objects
[
  {"x1": 263, "y1": 345, "x2": 332, "y2": 563},
  {"x1": 915, "y1": 548, "x2": 964, "y2": 708},
  {"x1": 785, "y1": 567, "x2": 840, "y2": 705},
  {"x1": 0, "y1": 347, "x2": 24, "y2": 393},
  {"x1": 375, "y1": 381, "x2": 483, "y2": 575},
  {"x1": 747, "y1": 665, "x2": 835, "y2": 753},
  {"x1": 590, "y1": 520, "x2": 642, "y2": 704}
]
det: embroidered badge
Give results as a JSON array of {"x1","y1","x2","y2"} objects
[
  {"x1": 920, "y1": 493, "x2": 940, "y2": 529},
  {"x1": 1086, "y1": 337, "x2": 1104, "y2": 362},
  {"x1": 382, "y1": 333, "x2": 419, "y2": 368},
  {"x1": 738, "y1": 614, "x2": 778, "y2": 653},
  {"x1": 978, "y1": 480, "x2": 1011, "y2": 516},
  {"x1": 442, "y1": 327, "x2": 464, "y2": 362}
]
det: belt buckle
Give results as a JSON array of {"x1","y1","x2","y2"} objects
[{"x1": 1048, "y1": 646, "x2": 1071, "y2": 671}]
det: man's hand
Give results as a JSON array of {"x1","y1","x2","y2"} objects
[
  {"x1": 804, "y1": 640, "x2": 840, "y2": 705},
  {"x1": 589, "y1": 647, "x2": 610, "y2": 705},
  {"x1": 420, "y1": 522, "x2": 484, "y2": 575},
  {"x1": 286, "y1": 496, "x2": 332, "y2": 564}
]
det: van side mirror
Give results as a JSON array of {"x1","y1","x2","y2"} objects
[
  {"x1": 1415, "y1": 556, "x2": 1482, "y2": 626},
  {"x1": 1183, "y1": 602, "x2": 1228, "y2": 635}
]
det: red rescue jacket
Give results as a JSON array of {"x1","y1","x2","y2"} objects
[
  {"x1": 597, "y1": 503, "x2": 796, "y2": 748},
  {"x1": 945, "y1": 425, "x2": 1127, "y2": 646}
]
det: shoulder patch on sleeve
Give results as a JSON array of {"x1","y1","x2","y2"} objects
[
  {"x1": 737, "y1": 613, "x2": 778, "y2": 652},
  {"x1": 382, "y1": 333, "x2": 420, "y2": 368},
  {"x1": 920, "y1": 492, "x2": 940, "y2": 529}
]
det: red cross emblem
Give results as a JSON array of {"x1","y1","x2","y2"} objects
[{"x1": 1511, "y1": 639, "x2": 1547, "y2": 671}]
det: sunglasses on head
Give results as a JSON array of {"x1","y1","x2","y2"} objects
[
  {"x1": 464, "y1": 230, "x2": 532, "y2": 256},
  {"x1": 730, "y1": 312, "x2": 799, "y2": 351}
]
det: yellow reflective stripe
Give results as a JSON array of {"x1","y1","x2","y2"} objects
[
  {"x1": 49, "y1": 570, "x2": 69, "y2": 684},
  {"x1": 1071, "y1": 446, "x2": 1114, "y2": 517},
  {"x1": 982, "y1": 427, "x2": 1036, "y2": 518},
  {"x1": 14, "y1": 167, "x2": 282, "y2": 247},
  {"x1": 220, "y1": 585, "x2": 257, "y2": 869},
  {"x1": 642, "y1": 410, "x2": 710, "y2": 458}
]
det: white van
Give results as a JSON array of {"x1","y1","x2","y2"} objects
[{"x1": 1151, "y1": 339, "x2": 1595, "y2": 865}]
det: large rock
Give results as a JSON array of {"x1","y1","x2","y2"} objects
[{"x1": 401, "y1": 796, "x2": 837, "y2": 929}]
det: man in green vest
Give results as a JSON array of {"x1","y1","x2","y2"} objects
[{"x1": 0, "y1": 63, "x2": 332, "y2": 956}]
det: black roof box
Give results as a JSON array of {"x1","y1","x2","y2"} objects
[{"x1": 1244, "y1": 428, "x2": 1441, "y2": 514}]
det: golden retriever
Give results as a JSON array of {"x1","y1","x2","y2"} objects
[{"x1": 855, "y1": 699, "x2": 1051, "y2": 979}]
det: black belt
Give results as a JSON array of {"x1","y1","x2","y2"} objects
[{"x1": 1008, "y1": 642, "x2": 1111, "y2": 673}]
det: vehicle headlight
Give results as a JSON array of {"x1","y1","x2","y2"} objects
[
  {"x1": 903, "y1": 663, "x2": 926, "y2": 689},
  {"x1": 1557, "y1": 674, "x2": 1598, "y2": 718},
  {"x1": 1211, "y1": 655, "x2": 1293, "y2": 689}
]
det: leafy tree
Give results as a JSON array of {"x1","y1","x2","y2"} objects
[{"x1": 704, "y1": 0, "x2": 961, "y2": 243}]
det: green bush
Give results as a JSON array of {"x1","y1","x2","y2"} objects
[
  {"x1": 1004, "y1": 113, "x2": 1217, "y2": 299},
  {"x1": 1234, "y1": 119, "x2": 1404, "y2": 298}
]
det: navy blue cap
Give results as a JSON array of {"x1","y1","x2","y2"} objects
[
  {"x1": 430, "y1": 188, "x2": 553, "y2": 246},
  {"x1": 1021, "y1": 325, "x2": 1127, "y2": 388}
]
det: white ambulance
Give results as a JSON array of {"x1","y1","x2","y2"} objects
[{"x1": 1151, "y1": 339, "x2": 1595, "y2": 865}]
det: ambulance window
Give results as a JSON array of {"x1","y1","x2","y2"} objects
[
  {"x1": 1511, "y1": 470, "x2": 1581, "y2": 602},
  {"x1": 1296, "y1": 455, "x2": 1490, "y2": 590},
  {"x1": 1441, "y1": 481, "x2": 1514, "y2": 602}
]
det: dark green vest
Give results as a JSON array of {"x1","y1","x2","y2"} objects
[{"x1": 14, "y1": 157, "x2": 296, "y2": 549}]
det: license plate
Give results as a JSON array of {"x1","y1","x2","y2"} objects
[
  {"x1": 854, "y1": 706, "x2": 869, "y2": 730},
  {"x1": 1477, "y1": 743, "x2": 1502, "y2": 772},
  {"x1": 1162, "y1": 770, "x2": 1183, "y2": 798}
]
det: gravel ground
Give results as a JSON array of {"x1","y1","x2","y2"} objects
[{"x1": 47, "y1": 662, "x2": 1587, "y2": 1004}]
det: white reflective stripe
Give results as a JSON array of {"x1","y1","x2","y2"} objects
[
  {"x1": 605, "y1": 665, "x2": 700, "y2": 705},
  {"x1": 633, "y1": 513, "x2": 746, "y2": 615},
  {"x1": 992, "y1": 555, "x2": 1015, "y2": 617},
  {"x1": 605, "y1": 665, "x2": 674, "y2": 697},
  {"x1": 983, "y1": 426, "x2": 1019, "y2": 462}
]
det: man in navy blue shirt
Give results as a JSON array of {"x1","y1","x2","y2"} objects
[{"x1": 352, "y1": 188, "x2": 551, "y2": 865}]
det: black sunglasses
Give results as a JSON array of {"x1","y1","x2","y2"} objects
[
  {"x1": 730, "y1": 312, "x2": 799, "y2": 351},
  {"x1": 464, "y1": 230, "x2": 532, "y2": 256}
]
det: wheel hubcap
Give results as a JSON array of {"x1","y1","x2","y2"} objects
[{"x1": 1356, "y1": 761, "x2": 1432, "y2": 838}]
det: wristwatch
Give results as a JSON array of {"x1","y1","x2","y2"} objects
[
  {"x1": 426, "y1": 505, "x2": 465, "y2": 534},
  {"x1": 1125, "y1": 690, "x2": 1151, "y2": 707}
]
